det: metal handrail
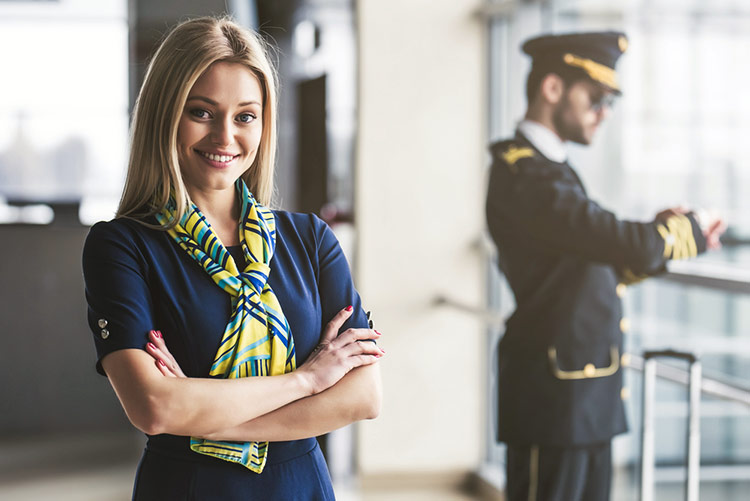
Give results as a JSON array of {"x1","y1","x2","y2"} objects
[
  {"x1": 626, "y1": 353, "x2": 750, "y2": 407},
  {"x1": 663, "y1": 260, "x2": 750, "y2": 295},
  {"x1": 435, "y1": 296, "x2": 750, "y2": 407}
]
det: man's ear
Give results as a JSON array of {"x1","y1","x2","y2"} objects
[{"x1": 539, "y1": 73, "x2": 565, "y2": 105}]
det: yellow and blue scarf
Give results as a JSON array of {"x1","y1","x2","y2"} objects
[{"x1": 155, "y1": 179, "x2": 295, "y2": 473}]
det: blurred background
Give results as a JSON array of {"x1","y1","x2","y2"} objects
[{"x1": 2, "y1": 0, "x2": 750, "y2": 499}]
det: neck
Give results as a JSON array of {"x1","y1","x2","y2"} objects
[
  {"x1": 525, "y1": 106, "x2": 564, "y2": 142},
  {"x1": 189, "y1": 186, "x2": 241, "y2": 246}
]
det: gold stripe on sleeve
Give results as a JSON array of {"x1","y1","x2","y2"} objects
[
  {"x1": 658, "y1": 214, "x2": 698, "y2": 260},
  {"x1": 528, "y1": 445, "x2": 539, "y2": 501}
]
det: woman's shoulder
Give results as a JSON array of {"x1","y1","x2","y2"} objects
[
  {"x1": 86, "y1": 216, "x2": 158, "y2": 243},
  {"x1": 271, "y1": 210, "x2": 343, "y2": 264},
  {"x1": 272, "y1": 209, "x2": 323, "y2": 227},
  {"x1": 83, "y1": 216, "x2": 164, "y2": 262},
  {"x1": 271, "y1": 210, "x2": 350, "y2": 265},
  {"x1": 272, "y1": 210, "x2": 328, "y2": 241}
]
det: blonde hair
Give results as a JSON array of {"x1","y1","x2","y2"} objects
[{"x1": 117, "y1": 16, "x2": 278, "y2": 224}]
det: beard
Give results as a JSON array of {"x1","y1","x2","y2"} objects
[{"x1": 552, "y1": 94, "x2": 593, "y2": 146}]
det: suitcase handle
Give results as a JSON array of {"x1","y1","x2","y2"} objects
[
  {"x1": 640, "y1": 350, "x2": 701, "y2": 501},
  {"x1": 643, "y1": 349, "x2": 697, "y2": 363}
]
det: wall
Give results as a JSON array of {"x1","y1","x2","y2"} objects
[
  {"x1": 356, "y1": 0, "x2": 487, "y2": 476},
  {"x1": 0, "y1": 224, "x2": 132, "y2": 435}
]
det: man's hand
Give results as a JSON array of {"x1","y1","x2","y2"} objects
[
  {"x1": 703, "y1": 217, "x2": 727, "y2": 250},
  {"x1": 654, "y1": 207, "x2": 727, "y2": 251}
]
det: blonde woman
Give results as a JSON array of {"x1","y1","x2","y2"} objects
[{"x1": 82, "y1": 17, "x2": 382, "y2": 500}]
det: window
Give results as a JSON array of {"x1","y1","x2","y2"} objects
[{"x1": 0, "y1": 0, "x2": 129, "y2": 224}]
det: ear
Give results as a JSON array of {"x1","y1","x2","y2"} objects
[{"x1": 539, "y1": 73, "x2": 565, "y2": 105}]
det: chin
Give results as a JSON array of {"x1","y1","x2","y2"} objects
[
  {"x1": 568, "y1": 136, "x2": 593, "y2": 146},
  {"x1": 574, "y1": 129, "x2": 597, "y2": 146}
]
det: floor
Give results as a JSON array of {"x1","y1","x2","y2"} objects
[
  {"x1": 611, "y1": 465, "x2": 750, "y2": 501},
  {"x1": 0, "y1": 433, "x2": 477, "y2": 501},
  {"x1": 2, "y1": 433, "x2": 749, "y2": 500}
]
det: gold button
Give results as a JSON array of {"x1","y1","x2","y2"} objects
[
  {"x1": 616, "y1": 283, "x2": 627, "y2": 298},
  {"x1": 98, "y1": 318, "x2": 108, "y2": 328},
  {"x1": 621, "y1": 353, "x2": 631, "y2": 367},
  {"x1": 620, "y1": 318, "x2": 630, "y2": 333},
  {"x1": 101, "y1": 329, "x2": 110, "y2": 340},
  {"x1": 621, "y1": 387, "x2": 631, "y2": 400},
  {"x1": 583, "y1": 363, "x2": 596, "y2": 378}
]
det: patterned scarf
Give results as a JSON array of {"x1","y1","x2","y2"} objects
[{"x1": 155, "y1": 179, "x2": 295, "y2": 473}]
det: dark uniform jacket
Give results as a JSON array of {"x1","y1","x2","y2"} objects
[{"x1": 486, "y1": 132, "x2": 707, "y2": 447}]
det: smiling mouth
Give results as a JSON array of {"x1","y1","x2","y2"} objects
[{"x1": 196, "y1": 150, "x2": 240, "y2": 163}]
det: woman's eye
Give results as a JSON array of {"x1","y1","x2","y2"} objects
[
  {"x1": 189, "y1": 109, "x2": 210, "y2": 119},
  {"x1": 237, "y1": 113, "x2": 257, "y2": 124}
]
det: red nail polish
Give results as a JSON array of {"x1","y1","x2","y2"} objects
[
  {"x1": 150, "y1": 330, "x2": 157, "y2": 336},
  {"x1": 158, "y1": 359, "x2": 166, "y2": 367},
  {"x1": 345, "y1": 305, "x2": 353, "y2": 312},
  {"x1": 375, "y1": 330, "x2": 382, "y2": 336},
  {"x1": 147, "y1": 342, "x2": 156, "y2": 350},
  {"x1": 155, "y1": 330, "x2": 162, "y2": 338}
]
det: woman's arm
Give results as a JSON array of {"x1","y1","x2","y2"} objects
[
  {"x1": 146, "y1": 326, "x2": 382, "y2": 441},
  {"x1": 205, "y1": 364, "x2": 381, "y2": 442},
  {"x1": 103, "y1": 307, "x2": 382, "y2": 437}
]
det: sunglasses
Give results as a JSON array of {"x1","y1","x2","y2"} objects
[{"x1": 590, "y1": 93, "x2": 616, "y2": 112}]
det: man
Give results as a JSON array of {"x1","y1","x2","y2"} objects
[{"x1": 485, "y1": 32, "x2": 725, "y2": 501}]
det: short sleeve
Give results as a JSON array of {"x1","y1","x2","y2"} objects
[
  {"x1": 312, "y1": 216, "x2": 370, "y2": 333},
  {"x1": 82, "y1": 221, "x2": 156, "y2": 375}
]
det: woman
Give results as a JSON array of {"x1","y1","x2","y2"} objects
[{"x1": 82, "y1": 16, "x2": 383, "y2": 500}]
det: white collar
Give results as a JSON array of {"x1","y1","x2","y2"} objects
[{"x1": 517, "y1": 120, "x2": 567, "y2": 163}]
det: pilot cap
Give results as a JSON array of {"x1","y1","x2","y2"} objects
[{"x1": 522, "y1": 31, "x2": 628, "y2": 94}]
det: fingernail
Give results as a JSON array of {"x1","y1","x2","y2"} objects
[
  {"x1": 345, "y1": 305, "x2": 353, "y2": 312},
  {"x1": 381, "y1": 349, "x2": 386, "y2": 354},
  {"x1": 147, "y1": 342, "x2": 156, "y2": 350},
  {"x1": 155, "y1": 330, "x2": 162, "y2": 338},
  {"x1": 150, "y1": 330, "x2": 157, "y2": 336},
  {"x1": 158, "y1": 359, "x2": 166, "y2": 367},
  {"x1": 375, "y1": 330, "x2": 382, "y2": 336}
]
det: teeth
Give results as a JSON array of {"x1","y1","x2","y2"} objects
[{"x1": 199, "y1": 151, "x2": 235, "y2": 162}]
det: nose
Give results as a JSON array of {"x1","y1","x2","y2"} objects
[{"x1": 210, "y1": 116, "x2": 234, "y2": 147}]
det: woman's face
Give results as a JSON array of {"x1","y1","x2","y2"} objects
[{"x1": 177, "y1": 61, "x2": 264, "y2": 199}]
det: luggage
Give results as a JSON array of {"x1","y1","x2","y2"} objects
[{"x1": 640, "y1": 350, "x2": 702, "y2": 501}]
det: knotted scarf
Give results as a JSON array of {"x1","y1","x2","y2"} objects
[{"x1": 155, "y1": 179, "x2": 295, "y2": 473}]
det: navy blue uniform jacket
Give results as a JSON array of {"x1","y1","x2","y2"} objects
[{"x1": 486, "y1": 133, "x2": 707, "y2": 447}]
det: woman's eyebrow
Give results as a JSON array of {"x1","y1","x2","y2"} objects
[{"x1": 186, "y1": 96, "x2": 261, "y2": 107}]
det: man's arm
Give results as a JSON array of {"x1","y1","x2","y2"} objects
[{"x1": 486, "y1": 147, "x2": 713, "y2": 274}]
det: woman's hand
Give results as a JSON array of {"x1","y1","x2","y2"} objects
[
  {"x1": 297, "y1": 306, "x2": 384, "y2": 395},
  {"x1": 146, "y1": 330, "x2": 186, "y2": 378}
]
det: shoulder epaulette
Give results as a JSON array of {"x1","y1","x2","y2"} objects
[{"x1": 500, "y1": 144, "x2": 535, "y2": 173}]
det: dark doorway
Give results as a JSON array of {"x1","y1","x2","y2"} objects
[{"x1": 296, "y1": 75, "x2": 329, "y2": 214}]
